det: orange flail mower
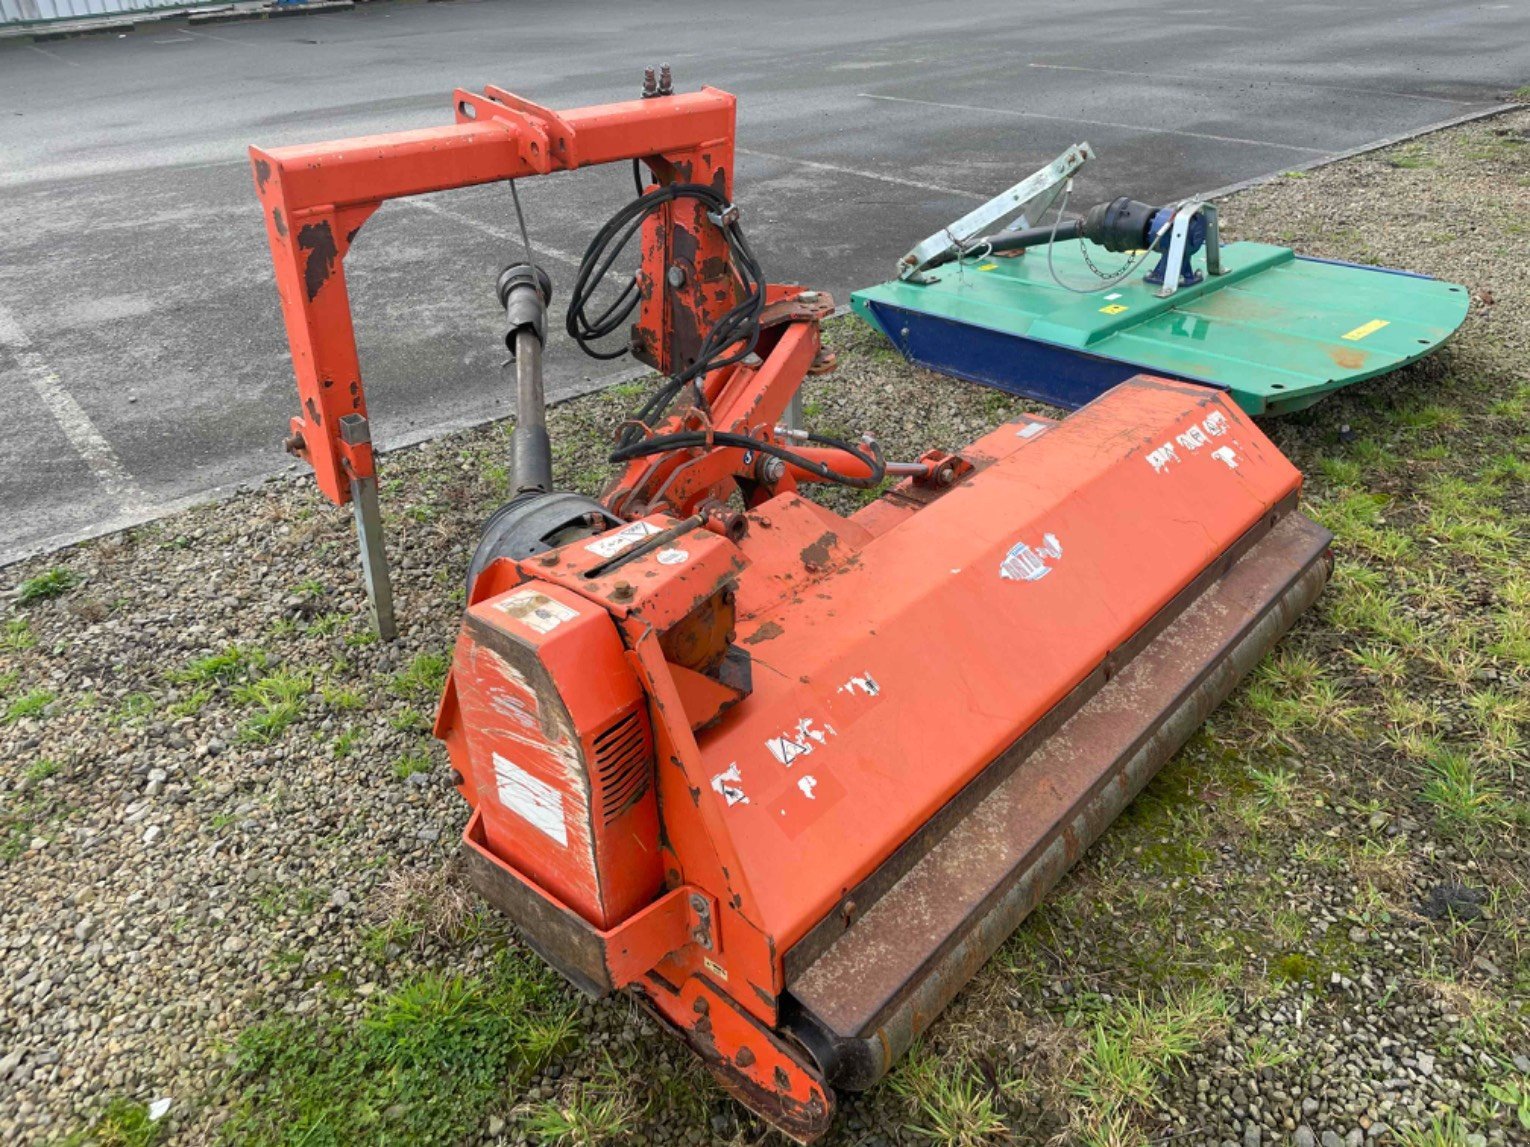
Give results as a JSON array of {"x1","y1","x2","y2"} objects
[{"x1": 253, "y1": 73, "x2": 1331, "y2": 1141}]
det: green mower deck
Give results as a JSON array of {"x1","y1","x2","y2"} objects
[{"x1": 851, "y1": 240, "x2": 1469, "y2": 415}]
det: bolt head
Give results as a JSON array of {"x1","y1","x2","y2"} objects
[{"x1": 666, "y1": 265, "x2": 687, "y2": 289}]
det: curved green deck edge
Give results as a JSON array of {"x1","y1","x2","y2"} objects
[{"x1": 851, "y1": 241, "x2": 1470, "y2": 415}]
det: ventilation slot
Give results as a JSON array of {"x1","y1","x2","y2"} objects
[{"x1": 593, "y1": 709, "x2": 652, "y2": 824}]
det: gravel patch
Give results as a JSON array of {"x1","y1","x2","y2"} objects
[{"x1": 2, "y1": 110, "x2": 1527, "y2": 1145}]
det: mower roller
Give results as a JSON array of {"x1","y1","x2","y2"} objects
[{"x1": 252, "y1": 76, "x2": 1332, "y2": 1141}]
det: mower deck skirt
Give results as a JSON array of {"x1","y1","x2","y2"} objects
[{"x1": 785, "y1": 512, "x2": 1331, "y2": 1089}]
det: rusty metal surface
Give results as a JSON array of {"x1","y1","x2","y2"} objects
[
  {"x1": 785, "y1": 514, "x2": 1331, "y2": 1088},
  {"x1": 781, "y1": 487, "x2": 1300, "y2": 985},
  {"x1": 637, "y1": 974, "x2": 834, "y2": 1144},
  {"x1": 460, "y1": 810, "x2": 614, "y2": 998}
]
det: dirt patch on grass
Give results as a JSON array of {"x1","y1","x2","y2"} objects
[{"x1": 2, "y1": 113, "x2": 1527, "y2": 1146}]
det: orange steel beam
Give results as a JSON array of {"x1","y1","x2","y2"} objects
[{"x1": 250, "y1": 85, "x2": 738, "y2": 506}]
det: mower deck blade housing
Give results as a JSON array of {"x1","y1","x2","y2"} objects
[
  {"x1": 853, "y1": 240, "x2": 1469, "y2": 415},
  {"x1": 437, "y1": 377, "x2": 1331, "y2": 1142}
]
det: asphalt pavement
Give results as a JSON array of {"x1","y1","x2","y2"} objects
[{"x1": 1, "y1": 0, "x2": 1526, "y2": 564}]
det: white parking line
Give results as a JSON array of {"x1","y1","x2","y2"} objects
[
  {"x1": 1027, "y1": 62, "x2": 1475, "y2": 107},
  {"x1": 399, "y1": 197, "x2": 586, "y2": 269},
  {"x1": 860, "y1": 93, "x2": 1331, "y2": 155},
  {"x1": 0, "y1": 303, "x2": 145, "y2": 511},
  {"x1": 736, "y1": 147, "x2": 987, "y2": 200},
  {"x1": 28, "y1": 44, "x2": 82, "y2": 68}
]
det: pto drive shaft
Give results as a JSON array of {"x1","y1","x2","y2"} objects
[{"x1": 497, "y1": 263, "x2": 555, "y2": 496}]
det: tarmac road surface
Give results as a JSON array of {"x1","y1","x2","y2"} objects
[{"x1": 1, "y1": 0, "x2": 1525, "y2": 564}]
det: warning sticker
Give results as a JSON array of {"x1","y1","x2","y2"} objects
[
  {"x1": 1099, "y1": 303, "x2": 1129, "y2": 315},
  {"x1": 492, "y1": 752, "x2": 566, "y2": 846},
  {"x1": 1341, "y1": 319, "x2": 1389, "y2": 341},
  {"x1": 585, "y1": 520, "x2": 662, "y2": 558},
  {"x1": 1000, "y1": 532, "x2": 1063, "y2": 582},
  {"x1": 497, "y1": 589, "x2": 578, "y2": 634}
]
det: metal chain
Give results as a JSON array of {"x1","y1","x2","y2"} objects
[{"x1": 1077, "y1": 236, "x2": 1138, "y2": 281}]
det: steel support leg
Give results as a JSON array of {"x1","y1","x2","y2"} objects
[
  {"x1": 350, "y1": 474, "x2": 397, "y2": 641},
  {"x1": 1203, "y1": 204, "x2": 1224, "y2": 276},
  {"x1": 338, "y1": 413, "x2": 397, "y2": 641},
  {"x1": 784, "y1": 390, "x2": 803, "y2": 434}
]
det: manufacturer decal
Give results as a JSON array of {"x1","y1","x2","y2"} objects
[
  {"x1": 1146, "y1": 442, "x2": 1180, "y2": 473},
  {"x1": 497, "y1": 589, "x2": 578, "y2": 634},
  {"x1": 703, "y1": 956, "x2": 729, "y2": 981},
  {"x1": 585, "y1": 520, "x2": 661, "y2": 558},
  {"x1": 492, "y1": 752, "x2": 566, "y2": 846},
  {"x1": 1000, "y1": 532, "x2": 1063, "y2": 581},
  {"x1": 1146, "y1": 410, "x2": 1235, "y2": 476}
]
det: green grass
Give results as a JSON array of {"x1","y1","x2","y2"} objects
[
  {"x1": 170, "y1": 645, "x2": 266, "y2": 686},
  {"x1": 1486, "y1": 1067, "x2": 1530, "y2": 1133},
  {"x1": 17, "y1": 567, "x2": 78, "y2": 603},
  {"x1": 518, "y1": 1073, "x2": 639, "y2": 1145},
  {"x1": 232, "y1": 670, "x2": 311, "y2": 744},
  {"x1": 220, "y1": 949, "x2": 579, "y2": 1146},
  {"x1": 1419, "y1": 747, "x2": 1512, "y2": 838},
  {"x1": 394, "y1": 750, "x2": 433, "y2": 780},
  {"x1": 1394, "y1": 1110, "x2": 1476, "y2": 1147},
  {"x1": 24, "y1": 758, "x2": 59, "y2": 783},
  {"x1": 1067, "y1": 985, "x2": 1227, "y2": 1140},
  {"x1": 3, "y1": 688, "x2": 56, "y2": 725},
  {"x1": 888, "y1": 1045, "x2": 1009, "y2": 1146},
  {"x1": 389, "y1": 651, "x2": 450, "y2": 699},
  {"x1": 60, "y1": 1096, "x2": 165, "y2": 1146},
  {"x1": 2, "y1": 618, "x2": 35, "y2": 652},
  {"x1": 166, "y1": 688, "x2": 212, "y2": 719},
  {"x1": 321, "y1": 684, "x2": 366, "y2": 712},
  {"x1": 1385, "y1": 144, "x2": 1436, "y2": 170}
]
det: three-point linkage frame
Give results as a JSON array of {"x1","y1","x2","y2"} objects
[{"x1": 250, "y1": 84, "x2": 751, "y2": 637}]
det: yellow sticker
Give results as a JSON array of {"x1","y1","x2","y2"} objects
[
  {"x1": 1100, "y1": 304, "x2": 1129, "y2": 315},
  {"x1": 1341, "y1": 319, "x2": 1389, "y2": 341},
  {"x1": 977, "y1": 262, "x2": 998, "y2": 271}
]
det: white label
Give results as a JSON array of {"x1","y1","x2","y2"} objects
[
  {"x1": 798, "y1": 775, "x2": 818, "y2": 800},
  {"x1": 1017, "y1": 421, "x2": 1048, "y2": 439},
  {"x1": 492, "y1": 752, "x2": 567, "y2": 846},
  {"x1": 1212, "y1": 446, "x2": 1239, "y2": 469},
  {"x1": 1146, "y1": 442, "x2": 1180, "y2": 474},
  {"x1": 1104, "y1": 292, "x2": 1123, "y2": 301},
  {"x1": 838, "y1": 672, "x2": 880, "y2": 697},
  {"x1": 497, "y1": 589, "x2": 578, "y2": 634},
  {"x1": 1000, "y1": 532, "x2": 1063, "y2": 581},
  {"x1": 703, "y1": 956, "x2": 729, "y2": 981},
  {"x1": 656, "y1": 548, "x2": 689, "y2": 566},
  {"x1": 710, "y1": 762, "x2": 749, "y2": 806},
  {"x1": 585, "y1": 520, "x2": 662, "y2": 558},
  {"x1": 766, "y1": 717, "x2": 834, "y2": 767}
]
